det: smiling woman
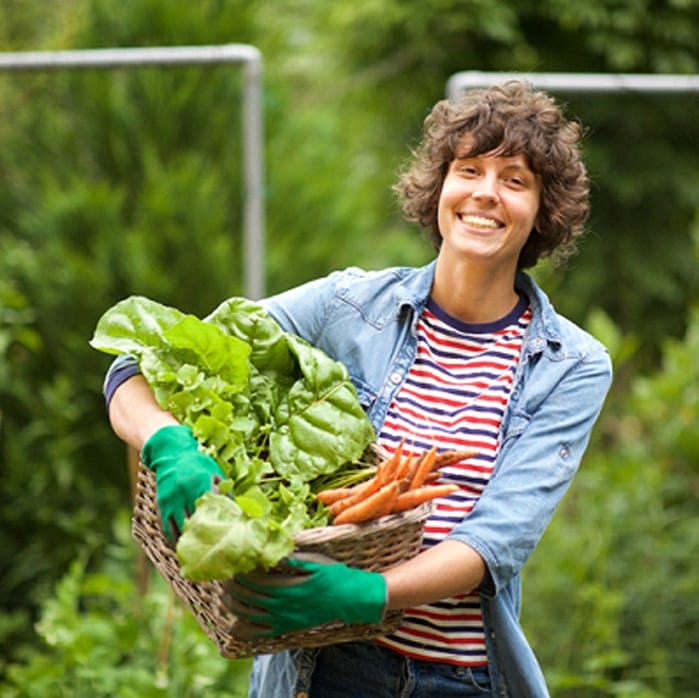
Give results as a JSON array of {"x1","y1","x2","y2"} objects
[
  {"x1": 396, "y1": 81, "x2": 590, "y2": 271},
  {"x1": 101, "y1": 80, "x2": 612, "y2": 698},
  {"x1": 433, "y1": 144, "x2": 542, "y2": 321}
]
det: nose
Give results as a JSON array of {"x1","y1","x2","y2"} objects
[{"x1": 472, "y1": 173, "x2": 499, "y2": 204}]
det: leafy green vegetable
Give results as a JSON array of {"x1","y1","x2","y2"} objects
[
  {"x1": 176, "y1": 492, "x2": 295, "y2": 581},
  {"x1": 90, "y1": 295, "x2": 375, "y2": 581}
]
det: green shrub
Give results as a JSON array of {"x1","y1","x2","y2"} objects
[
  {"x1": 1, "y1": 512, "x2": 252, "y2": 698},
  {"x1": 522, "y1": 306, "x2": 699, "y2": 696}
]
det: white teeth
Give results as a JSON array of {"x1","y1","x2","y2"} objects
[{"x1": 462, "y1": 214, "x2": 499, "y2": 229}]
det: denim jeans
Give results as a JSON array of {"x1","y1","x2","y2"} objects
[{"x1": 306, "y1": 641, "x2": 491, "y2": 697}]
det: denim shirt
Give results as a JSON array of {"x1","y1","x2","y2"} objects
[{"x1": 250, "y1": 261, "x2": 612, "y2": 698}]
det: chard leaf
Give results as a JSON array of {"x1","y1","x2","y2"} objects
[
  {"x1": 277, "y1": 483, "x2": 326, "y2": 532},
  {"x1": 176, "y1": 493, "x2": 294, "y2": 580},
  {"x1": 89, "y1": 295, "x2": 184, "y2": 356},
  {"x1": 206, "y1": 297, "x2": 296, "y2": 376},
  {"x1": 163, "y1": 315, "x2": 251, "y2": 387},
  {"x1": 287, "y1": 333, "x2": 348, "y2": 387},
  {"x1": 234, "y1": 486, "x2": 271, "y2": 518},
  {"x1": 270, "y1": 335, "x2": 375, "y2": 482}
]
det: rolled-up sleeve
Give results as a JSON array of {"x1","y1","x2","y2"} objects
[{"x1": 103, "y1": 354, "x2": 141, "y2": 406}]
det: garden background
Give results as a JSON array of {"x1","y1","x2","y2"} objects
[{"x1": 1, "y1": 1, "x2": 698, "y2": 695}]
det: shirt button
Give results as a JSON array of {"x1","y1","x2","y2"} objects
[{"x1": 390, "y1": 372, "x2": 402, "y2": 384}]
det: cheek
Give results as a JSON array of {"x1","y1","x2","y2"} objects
[
  {"x1": 436, "y1": 185, "x2": 452, "y2": 226},
  {"x1": 520, "y1": 195, "x2": 541, "y2": 231},
  {"x1": 437, "y1": 178, "x2": 461, "y2": 213},
  {"x1": 436, "y1": 191, "x2": 458, "y2": 234}
]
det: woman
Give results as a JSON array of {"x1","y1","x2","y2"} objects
[{"x1": 105, "y1": 81, "x2": 612, "y2": 697}]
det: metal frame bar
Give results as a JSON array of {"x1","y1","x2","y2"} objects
[
  {"x1": 447, "y1": 71, "x2": 699, "y2": 100},
  {"x1": 0, "y1": 44, "x2": 266, "y2": 298}
]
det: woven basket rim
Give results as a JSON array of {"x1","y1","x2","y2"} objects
[{"x1": 293, "y1": 500, "x2": 432, "y2": 548}]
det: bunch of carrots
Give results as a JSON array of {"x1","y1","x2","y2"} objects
[{"x1": 316, "y1": 440, "x2": 477, "y2": 525}]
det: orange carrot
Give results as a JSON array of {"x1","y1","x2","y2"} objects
[
  {"x1": 318, "y1": 443, "x2": 476, "y2": 525},
  {"x1": 376, "y1": 438, "x2": 405, "y2": 486},
  {"x1": 326, "y1": 475, "x2": 384, "y2": 517},
  {"x1": 391, "y1": 484, "x2": 459, "y2": 513},
  {"x1": 316, "y1": 487, "x2": 358, "y2": 505},
  {"x1": 395, "y1": 453, "x2": 416, "y2": 482},
  {"x1": 401, "y1": 454, "x2": 423, "y2": 483},
  {"x1": 319, "y1": 440, "x2": 405, "y2": 512},
  {"x1": 332, "y1": 482, "x2": 400, "y2": 525},
  {"x1": 409, "y1": 445, "x2": 438, "y2": 490},
  {"x1": 434, "y1": 449, "x2": 479, "y2": 469},
  {"x1": 316, "y1": 473, "x2": 380, "y2": 505},
  {"x1": 395, "y1": 476, "x2": 412, "y2": 492}
]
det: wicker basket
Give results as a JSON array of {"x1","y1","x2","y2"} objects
[{"x1": 132, "y1": 463, "x2": 431, "y2": 658}]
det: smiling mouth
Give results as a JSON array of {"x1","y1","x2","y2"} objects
[{"x1": 459, "y1": 214, "x2": 502, "y2": 230}]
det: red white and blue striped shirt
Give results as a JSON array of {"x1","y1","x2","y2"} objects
[{"x1": 376, "y1": 295, "x2": 531, "y2": 666}]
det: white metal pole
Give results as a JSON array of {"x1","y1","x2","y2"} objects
[
  {"x1": 242, "y1": 50, "x2": 265, "y2": 300},
  {"x1": 0, "y1": 44, "x2": 266, "y2": 298},
  {"x1": 447, "y1": 71, "x2": 699, "y2": 100}
]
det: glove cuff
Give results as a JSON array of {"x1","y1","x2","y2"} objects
[{"x1": 353, "y1": 571, "x2": 388, "y2": 626}]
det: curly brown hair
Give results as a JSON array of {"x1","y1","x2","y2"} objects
[{"x1": 394, "y1": 80, "x2": 590, "y2": 269}]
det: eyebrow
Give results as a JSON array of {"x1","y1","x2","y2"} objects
[
  {"x1": 452, "y1": 155, "x2": 534, "y2": 173},
  {"x1": 501, "y1": 162, "x2": 534, "y2": 173}
]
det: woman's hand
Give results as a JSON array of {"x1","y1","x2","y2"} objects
[
  {"x1": 226, "y1": 554, "x2": 387, "y2": 639},
  {"x1": 142, "y1": 424, "x2": 225, "y2": 542}
]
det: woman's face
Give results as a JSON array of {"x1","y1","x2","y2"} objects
[{"x1": 436, "y1": 138, "x2": 541, "y2": 273}]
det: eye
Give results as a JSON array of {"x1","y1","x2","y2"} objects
[
  {"x1": 504, "y1": 172, "x2": 531, "y2": 189},
  {"x1": 456, "y1": 163, "x2": 479, "y2": 177}
]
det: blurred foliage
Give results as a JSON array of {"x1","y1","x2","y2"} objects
[
  {"x1": 523, "y1": 285, "x2": 699, "y2": 696},
  {"x1": 0, "y1": 0, "x2": 698, "y2": 695},
  {"x1": 1, "y1": 512, "x2": 252, "y2": 697}
]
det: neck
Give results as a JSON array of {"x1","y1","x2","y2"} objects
[{"x1": 430, "y1": 255, "x2": 520, "y2": 324}]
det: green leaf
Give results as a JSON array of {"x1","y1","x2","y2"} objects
[
  {"x1": 205, "y1": 296, "x2": 297, "y2": 376},
  {"x1": 163, "y1": 315, "x2": 251, "y2": 386},
  {"x1": 176, "y1": 493, "x2": 294, "y2": 580},
  {"x1": 271, "y1": 334, "x2": 375, "y2": 482},
  {"x1": 89, "y1": 295, "x2": 184, "y2": 356}
]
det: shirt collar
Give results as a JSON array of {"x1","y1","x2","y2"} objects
[
  {"x1": 515, "y1": 271, "x2": 563, "y2": 351},
  {"x1": 392, "y1": 261, "x2": 563, "y2": 351},
  {"x1": 393, "y1": 260, "x2": 437, "y2": 316}
]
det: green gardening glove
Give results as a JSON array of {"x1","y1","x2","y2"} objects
[
  {"x1": 226, "y1": 555, "x2": 388, "y2": 639},
  {"x1": 141, "y1": 424, "x2": 225, "y2": 543}
]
